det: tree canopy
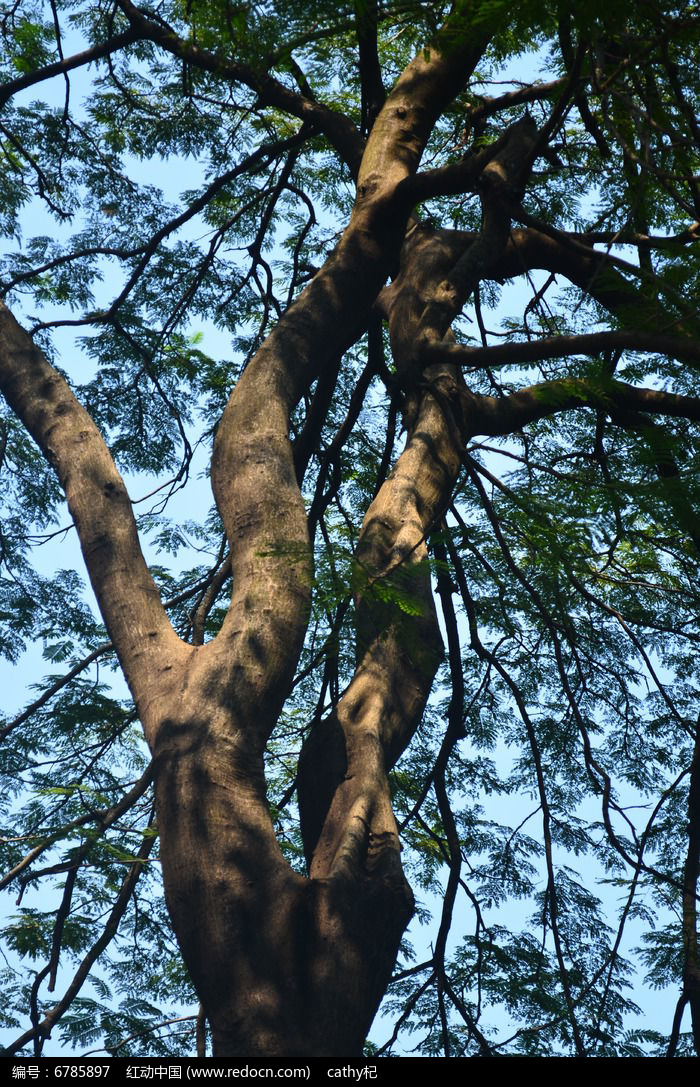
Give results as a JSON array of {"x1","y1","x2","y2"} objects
[{"x1": 0, "y1": 0, "x2": 699, "y2": 1059}]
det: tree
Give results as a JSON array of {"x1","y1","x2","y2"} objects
[{"x1": 0, "y1": 0, "x2": 699, "y2": 1059}]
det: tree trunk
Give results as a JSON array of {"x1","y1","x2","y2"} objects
[{"x1": 151, "y1": 705, "x2": 413, "y2": 1058}]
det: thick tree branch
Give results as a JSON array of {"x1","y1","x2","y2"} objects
[
  {"x1": 295, "y1": 45, "x2": 530, "y2": 869},
  {"x1": 415, "y1": 116, "x2": 539, "y2": 344},
  {"x1": 455, "y1": 372, "x2": 700, "y2": 439},
  {"x1": 425, "y1": 330, "x2": 700, "y2": 376},
  {"x1": 355, "y1": 0, "x2": 385, "y2": 135},
  {"x1": 404, "y1": 224, "x2": 677, "y2": 332},
  {"x1": 298, "y1": 113, "x2": 543, "y2": 877},
  {"x1": 0, "y1": 28, "x2": 140, "y2": 107},
  {"x1": 512, "y1": 207, "x2": 697, "y2": 321},
  {"x1": 113, "y1": 0, "x2": 364, "y2": 175},
  {"x1": 467, "y1": 78, "x2": 567, "y2": 123},
  {"x1": 298, "y1": 368, "x2": 463, "y2": 881},
  {"x1": 355, "y1": 1, "x2": 505, "y2": 207},
  {"x1": 206, "y1": 0, "x2": 502, "y2": 738},
  {"x1": 401, "y1": 137, "x2": 507, "y2": 200},
  {"x1": 0, "y1": 303, "x2": 183, "y2": 726}
]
